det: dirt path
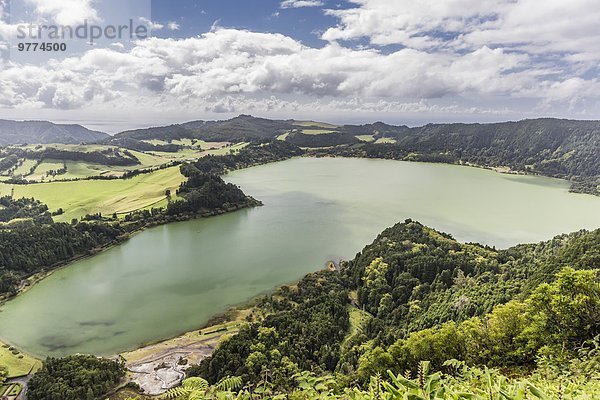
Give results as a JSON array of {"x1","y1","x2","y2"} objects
[{"x1": 121, "y1": 323, "x2": 240, "y2": 395}]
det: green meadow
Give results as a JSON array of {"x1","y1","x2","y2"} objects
[
  {"x1": 0, "y1": 341, "x2": 41, "y2": 378},
  {"x1": 0, "y1": 166, "x2": 185, "y2": 222}
]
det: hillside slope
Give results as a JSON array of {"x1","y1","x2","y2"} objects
[
  {"x1": 193, "y1": 220, "x2": 600, "y2": 390},
  {"x1": 0, "y1": 120, "x2": 108, "y2": 145}
]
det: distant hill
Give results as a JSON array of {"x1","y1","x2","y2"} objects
[
  {"x1": 336, "y1": 118, "x2": 600, "y2": 179},
  {"x1": 111, "y1": 115, "x2": 294, "y2": 143},
  {"x1": 181, "y1": 115, "x2": 294, "y2": 141},
  {"x1": 107, "y1": 115, "x2": 599, "y2": 193},
  {"x1": 0, "y1": 120, "x2": 108, "y2": 146}
]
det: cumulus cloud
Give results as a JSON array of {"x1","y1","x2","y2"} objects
[
  {"x1": 26, "y1": 0, "x2": 100, "y2": 25},
  {"x1": 139, "y1": 17, "x2": 164, "y2": 30},
  {"x1": 280, "y1": 0, "x2": 325, "y2": 9},
  {"x1": 0, "y1": 27, "x2": 586, "y2": 112},
  {"x1": 322, "y1": 0, "x2": 600, "y2": 66},
  {"x1": 1, "y1": 0, "x2": 600, "y2": 123}
]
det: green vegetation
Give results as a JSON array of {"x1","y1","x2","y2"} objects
[
  {"x1": 356, "y1": 134, "x2": 375, "y2": 142},
  {"x1": 286, "y1": 130, "x2": 359, "y2": 147},
  {"x1": 0, "y1": 141, "x2": 305, "y2": 298},
  {"x1": 166, "y1": 164, "x2": 258, "y2": 216},
  {"x1": 301, "y1": 128, "x2": 337, "y2": 135},
  {"x1": 180, "y1": 220, "x2": 599, "y2": 399},
  {"x1": 192, "y1": 141, "x2": 304, "y2": 175},
  {"x1": 27, "y1": 355, "x2": 125, "y2": 400},
  {"x1": 1, "y1": 115, "x2": 599, "y2": 397},
  {"x1": 0, "y1": 166, "x2": 185, "y2": 222},
  {"x1": 322, "y1": 118, "x2": 600, "y2": 195},
  {"x1": 0, "y1": 196, "x2": 52, "y2": 225},
  {"x1": 0, "y1": 119, "x2": 107, "y2": 146},
  {"x1": 189, "y1": 270, "x2": 350, "y2": 388},
  {"x1": 164, "y1": 360, "x2": 600, "y2": 399},
  {"x1": 0, "y1": 341, "x2": 41, "y2": 378}
]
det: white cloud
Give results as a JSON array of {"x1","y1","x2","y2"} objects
[
  {"x1": 1, "y1": 2, "x2": 600, "y2": 126},
  {"x1": 167, "y1": 21, "x2": 180, "y2": 31},
  {"x1": 26, "y1": 0, "x2": 100, "y2": 25},
  {"x1": 322, "y1": 0, "x2": 600, "y2": 67},
  {"x1": 0, "y1": 27, "x2": 587, "y2": 110},
  {"x1": 139, "y1": 17, "x2": 164, "y2": 30},
  {"x1": 280, "y1": 0, "x2": 325, "y2": 9}
]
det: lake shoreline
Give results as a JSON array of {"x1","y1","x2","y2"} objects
[
  {"x1": 2, "y1": 156, "x2": 599, "y2": 362},
  {"x1": 0, "y1": 196, "x2": 263, "y2": 307}
]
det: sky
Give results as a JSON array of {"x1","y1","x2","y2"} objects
[{"x1": 0, "y1": 0, "x2": 599, "y2": 133}]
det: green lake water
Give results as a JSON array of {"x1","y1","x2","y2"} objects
[{"x1": 1, "y1": 158, "x2": 599, "y2": 357}]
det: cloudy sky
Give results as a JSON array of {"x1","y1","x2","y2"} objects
[{"x1": 0, "y1": 0, "x2": 599, "y2": 132}]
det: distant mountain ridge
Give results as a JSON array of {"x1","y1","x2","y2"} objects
[
  {"x1": 0, "y1": 119, "x2": 108, "y2": 146},
  {"x1": 110, "y1": 115, "x2": 599, "y2": 175},
  {"x1": 1, "y1": 115, "x2": 597, "y2": 194}
]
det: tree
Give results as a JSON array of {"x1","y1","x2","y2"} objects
[{"x1": 525, "y1": 267, "x2": 600, "y2": 352}]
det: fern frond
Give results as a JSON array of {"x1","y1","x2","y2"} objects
[{"x1": 215, "y1": 376, "x2": 243, "y2": 392}]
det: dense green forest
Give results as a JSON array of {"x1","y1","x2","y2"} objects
[
  {"x1": 27, "y1": 355, "x2": 124, "y2": 400},
  {"x1": 183, "y1": 220, "x2": 599, "y2": 398},
  {"x1": 1, "y1": 146, "x2": 140, "y2": 167},
  {"x1": 0, "y1": 196, "x2": 52, "y2": 224}
]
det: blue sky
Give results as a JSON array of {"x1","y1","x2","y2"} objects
[
  {"x1": 151, "y1": 0, "x2": 354, "y2": 48},
  {"x1": 0, "y1": 0, "x2": 599, "y2": 132}
]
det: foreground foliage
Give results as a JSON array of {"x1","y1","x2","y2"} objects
[{"x1": 163, "y1": 358, "x2": 600, "y2": 399}]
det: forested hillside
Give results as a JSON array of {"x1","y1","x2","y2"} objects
[
  {"x1": 107, "y1": 116, "x2": 600, "y2": 195},
  {"x1": 0, "y1": 120, "x2": 108, "y2": 145},
  {"x1": 393, "y1": 119, "x2": 598, "y2": 177},
  {"x1": 331, "y1": 118, "x2": 600, "y2": 194},
  {"x1": 110, "y1": 115, "x2": 294, "y2": 144},
  {"x1": 186, "y1": 220, "x2": 599, "y2": 398}
]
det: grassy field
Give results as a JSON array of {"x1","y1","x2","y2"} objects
[
  {"x1": 28, "y1": 161, "x2": 65, "y2": 181},
  {"x1": 276, "y1": 132, "x2": 290, "y2": 141},
  {"x1": 341, "y1": 304, "x2": 371, "y2": 352},
  {"x1": 301, "y1": 129, "x2": 337, "y2": 135},
  {"x1": 356, "y1": 134, "x2": 375, "y2": 142},
  {"x1": 0, "y1": 341, "x2": 41, "y2": 378},
  {"x1": 203, "y1": 142, "x2": 248, "y2": 156},
  {"x1": 0, "y1": 166, "x2": 185, "y2": 222},
  {"x1": 10, "y1": 159, "x2": 37, "y2": 176},
  {"x1": 293, "y1": 120, "x2": 339, "y2": 129},
  {"x1": 375, "y1": 137, "x2": 397, "y2": 144}
]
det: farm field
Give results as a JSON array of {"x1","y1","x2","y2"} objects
[
  {"x1": 0, "y1": 166, "x2": 185, "y2": 222},
  {"x1": 0, "y1": 141, "x2": 241, "y2": 182},
  {"x1": 375, "y1": 137, "x2": 397, "y2": 144},
  {"x1": 300, "y1": 128, "x2": 337, "y2": 135},
  {"x1": 355, "y1": 134, "x2": 375, "y2": 142},
  {"x1": 293, "y1": 120, "x2": 339, "y2": 129}
]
